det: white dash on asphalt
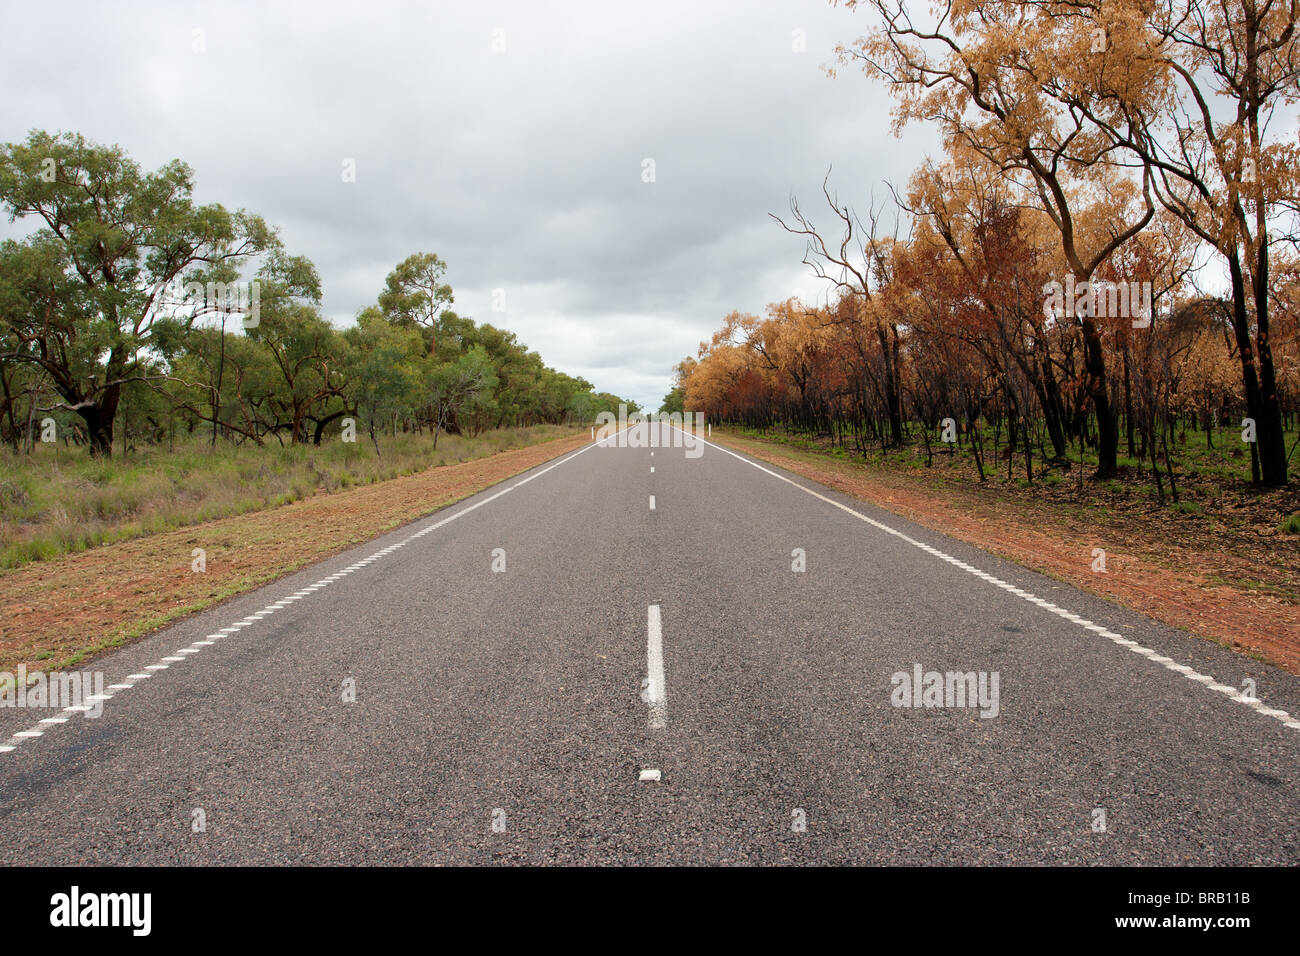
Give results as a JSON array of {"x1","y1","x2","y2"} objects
[
  {"x1": 127, "y1": 674, "x2": 152, "y2": 680},
  {"x1": 646, "y1": 604, "x2": 667, "y2": 730},
  {"x1": 649, "y1": 495, "x2": 656, "y2": 511},
  {"x1": 639, "y1": 769, "x2": 662, "y2": 782}
]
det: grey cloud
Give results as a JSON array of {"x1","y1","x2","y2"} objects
[{"x1": 1, "y1": 0, "x2": 936, "y2": 410}]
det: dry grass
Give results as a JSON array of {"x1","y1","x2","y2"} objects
[
  {"x1": 0, "y1": 425, "x2": 576, "y2": 570},
  {"x1": 0, "y1": 429, "x2": 591, "y2": 673}
]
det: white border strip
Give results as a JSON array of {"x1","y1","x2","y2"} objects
[{"x1": 0, "y1": 433, "x2": 624, "y2": 756}]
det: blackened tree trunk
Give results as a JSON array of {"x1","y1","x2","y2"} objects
[
  {"x1": 1081, "y1": 317, "x2": 1119, "y2": 479},
  {"x1": 76, "y1": 380, "x2": 121, "y2": 458}
]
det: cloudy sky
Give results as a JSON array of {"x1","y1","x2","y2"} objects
[{"x1": 1, "y1": 0, "x2": 936, "y2": 410}]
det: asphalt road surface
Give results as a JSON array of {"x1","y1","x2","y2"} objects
[{"x1": 2, "y1": 423, "x2": 1298, "y2": 864}]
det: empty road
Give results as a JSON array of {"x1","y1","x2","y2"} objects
[{"x1": 1, "y1": 423, "x2": 1297, "y2": 864}]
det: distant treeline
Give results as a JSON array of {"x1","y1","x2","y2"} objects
[{"x1": 0, "y1": 130, "x2": 637, "y2": 457}]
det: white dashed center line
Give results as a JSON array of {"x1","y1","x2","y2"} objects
[{"x1": 646, "y1": 604, "x2": 667, "y2": 730}]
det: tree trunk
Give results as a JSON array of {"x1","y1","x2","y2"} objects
[
  {"x1": 77, "y1": 383, "x2": 120, "y2": 458},
  {"x1": 1248, "y1": 245, "x2": 1288, "y2": 486},
  {"x1": 1081, "y1": 317, "x2": 1118, "y2": 478}
]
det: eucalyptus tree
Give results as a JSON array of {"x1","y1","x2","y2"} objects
[{"x1": 0, "y1": 130, "x2": 284, "y2": 455}]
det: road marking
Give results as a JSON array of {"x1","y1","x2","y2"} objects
[
  {"x1": 682, "y1": 428, "x2": 1300, "y2": 735},
  {"x1": 649, "y1": 495, "x2": 656, "y2": 511},
  {"x1": 0, "y1": 432, "x2": 627, "y2": 757},
  {"x1": 639, "y1": 768, "x2": 662, "y2": 782},
  {"x1": 650, "y1": 467, "x2": 655, "y2": 473},
  {"x1": 646, "y1": 604, "x2": 667, "y2": 730}
]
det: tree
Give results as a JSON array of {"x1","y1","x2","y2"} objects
[
  {"x1": 344, "y1": 307, "x2": 425, "y2": 455},
  {"x1": 772, "y1": 175, "x2": 906, "y2": 446},
  {"x1": 0, "y1": 130, "x2": 281, "y2": 455},
  {"x1": 1019, "y1": 0, "x2": 1297, "y2": 485},
  {"x1": 377, "y1": 252, "x2": 456, "y2": 357},
  {"x1": 428, "y1": 346, "x2": 498, "y2": 447},
  {"x1": 835, "y1": 1, "x2": 1157, "y2": 475},
  {"x1": 659, "y1": 386, "x2": 685, "y2": 414}
]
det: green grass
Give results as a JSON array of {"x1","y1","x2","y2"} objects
[
  {"x1": 0, "y1": 424, "x2": 579, "y2": 571},
  {"x1": 1282, "y1": 512, "x2": 1300, "y2": 535}
]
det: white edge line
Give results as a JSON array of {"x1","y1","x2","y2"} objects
[
  {"x1": 0, "y1": 432, "x2": 620, "y2": 757},
  {"x1": 674, "y1": 427, "x2": 1300, "y2": 736}
]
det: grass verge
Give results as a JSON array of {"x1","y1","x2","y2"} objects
[
  {"x1": 0, "y1": 425, "x2": 576, "y2": 571},
  {"x1": 0, "y1": 428, "x2": 591, "y2": 674}
]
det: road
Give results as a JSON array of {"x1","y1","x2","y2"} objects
[{"x1": 1, "y1": 422, "x2": 1298, "y2": 864}]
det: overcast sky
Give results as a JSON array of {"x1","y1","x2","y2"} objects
[{"x1": 1, "y1": 0, "x2": 936, "y2": 410}]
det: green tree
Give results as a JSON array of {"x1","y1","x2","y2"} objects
[
  {"x1": 0, "y1": 130, "x2": 282, "y2": 455},
  {"x1": 659, "y1": 386, "x2": 685, "y2": 415},
  {"x1": 377, "y1": 252, "x2": 457, "y2": 356},
  {"x1": 429, "y1": 345, "x2": 499, "y2": 446},
  {"x1": 344, "y1": 306, "x2": 426, "y2": 454}
]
